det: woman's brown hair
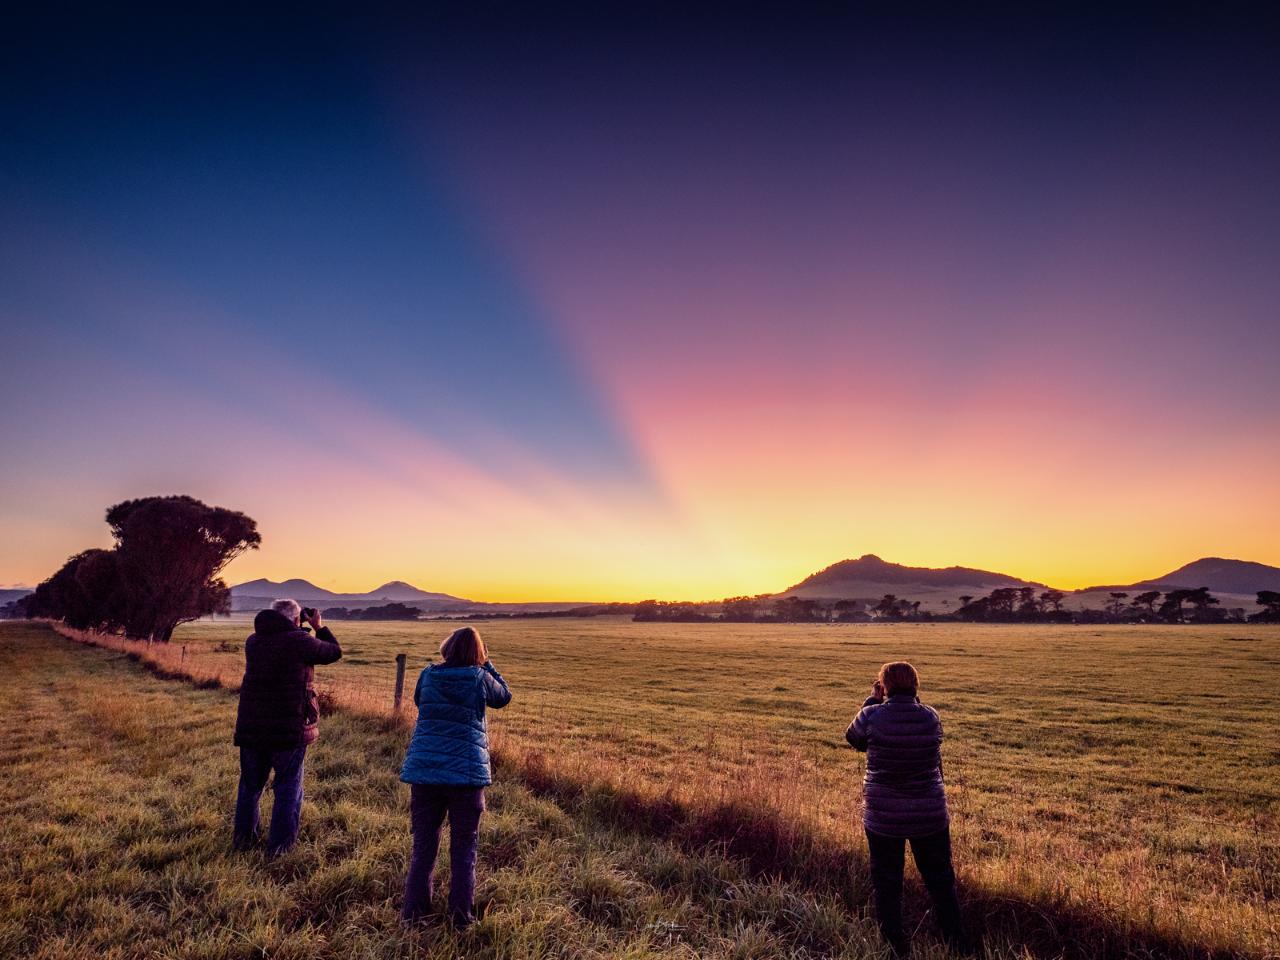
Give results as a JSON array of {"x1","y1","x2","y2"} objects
[
  {"x1": 878, "y1": 661, "x2": 919, "y2": 695},
  {"x1": 440, "y1": 627, "x2": 488, "y2": 667}
]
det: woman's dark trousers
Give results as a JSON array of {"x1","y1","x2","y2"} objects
[
  {"x1": 403, "y1": 784, "x2": 485, "y2": 926},
  {"x1": 233, "y1": 745, "x2": 307, "y2": 857},
  {"x1": 865, "y1": 826, "x2": 966, "y2": 955}
]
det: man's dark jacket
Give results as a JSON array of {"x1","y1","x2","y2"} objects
[
  {"x1": 234, "y1": 609, "x2": 342, "y2": 750},
  {"x1": 846, "y1": 692, "x2": 949, "y2": 837}
]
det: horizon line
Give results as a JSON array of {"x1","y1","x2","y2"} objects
[{"x1": 223, "y1": 552, "x2": 1274, "y2": 606}]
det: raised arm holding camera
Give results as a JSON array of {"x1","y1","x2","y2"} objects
[{"x1": 232, "y1": 598, "x2": 342, "y2": 857}]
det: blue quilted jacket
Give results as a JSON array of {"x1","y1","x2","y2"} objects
[
  {"x1": 846, "y1": 693, "x2": 949, "y2": 837},
  {"x1": 400, "y1": 661, "x2": 512, "y2": 786}
]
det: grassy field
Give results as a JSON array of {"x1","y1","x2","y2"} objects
[{"x1": 1, "y1": 618, "x2": 1276, "y2": 959}]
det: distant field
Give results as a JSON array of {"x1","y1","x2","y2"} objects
[{"x1": 2, "y1": 619, "x2": 1276, "y2": 958}]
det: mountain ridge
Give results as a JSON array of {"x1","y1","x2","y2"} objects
[
  {"x1": 780, "y1": 554, "x2": 1278, "y2": 611},
  {"x1": 1077, "y1": 557, "x2": 1280, "y2": 595},
  {"x1": 226, "y1": 555, "x2": 1280, "y2": 611},
  {"x1": 783, "y1": 554, "x2": 1045, "y2": 596},
  {"x1": 228, "y1": 577, "x2": 469, "y2": 612}
]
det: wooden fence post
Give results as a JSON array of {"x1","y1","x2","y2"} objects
[
  {"x1": 180, "y1": 645, "x2": 187, "y2": 664},
  {"x1": 394, "y1": 653, "x2": 407, "y2": 712}
]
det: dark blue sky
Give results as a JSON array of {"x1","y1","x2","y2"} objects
[{"x1": 2, "y1": 8, "x2": 661, "y2": 484}]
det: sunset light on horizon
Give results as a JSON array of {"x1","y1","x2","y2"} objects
[{"x1": 3, "y1": 8, "x2": 1278, "y2": 602}]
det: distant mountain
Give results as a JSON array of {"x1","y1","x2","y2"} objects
[
  {"x1": 229, "y1": 578, "x2": 470, "y2": 613},
  {"x1": 1078, "y1": 557, "x2": 1280, "y2": 596},
  {"x1": 783, "y1": 554, "x2": 1043, "y2": 606},
  {"x1": 232, "y1": 578, "x2": 332, "y2": 601},
  {"x1": 365, "y1": 581, "x2": 460, "y2": 602},
  {"x1": 0, "y1": 588, "x2": 32, "y2": 605}
]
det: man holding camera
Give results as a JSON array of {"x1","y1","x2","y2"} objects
[{"x1": 232, "y1": 598, "x2": 342, "y2": 857}]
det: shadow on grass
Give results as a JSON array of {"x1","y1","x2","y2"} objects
[{"x1": 501, "y1": 748, "x2": 1247, "y2": 960}]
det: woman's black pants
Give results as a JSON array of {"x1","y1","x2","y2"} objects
[
  {"x1": 402, "y1": 784, "x2": 485, "y2": 926},
  {"x1": 865, "y1": 826, "x2": 966, "y2": 954}
]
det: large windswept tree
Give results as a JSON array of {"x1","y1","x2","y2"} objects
[
  {"x1": 106, "y1": 495, "x2": 260, "y2": 641},
  {"x1": 28, "y1": 549, "x2": 124, "y2": 631}
]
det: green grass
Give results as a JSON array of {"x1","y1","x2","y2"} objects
[{"x1": 2, "y1": 618, "x2": 1277, "y2": 958}]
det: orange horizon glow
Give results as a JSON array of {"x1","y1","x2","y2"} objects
[{"x1": 214, "y1": 552, "x2": 1280, "y2": 606}]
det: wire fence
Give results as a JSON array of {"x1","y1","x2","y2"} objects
[
  {"x1": 46, "y1": 622, "x2": 1279, "y2": 830},
  {"x1": 49, "y1": 623, "x2": 413, "y2": 720}
]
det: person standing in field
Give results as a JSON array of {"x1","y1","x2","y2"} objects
[
  {"x1": 846, "y1": 661, "x2": 968, "y2": 956},
  {"x1": 232, "y1": 598, "x2": 342, "y2": 857},
  {"x1": 400, "y1": 626, "x2": 512, "y2": 929}
]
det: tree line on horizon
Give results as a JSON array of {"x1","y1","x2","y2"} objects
[
  {"x1": 319, "y1": 603, "x2": 421, "y2": 621},
  {"x1": 2, "y1": 496, "x2": 260, "y2": 641},
  {"x1": 953, "y1": 585, "x2": 1279, "y2": 624},
  {"x1": 634, "y1": 587, "x2": 1280, "y2": 624}
]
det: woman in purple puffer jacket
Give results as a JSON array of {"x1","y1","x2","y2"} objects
[{"x1": 846, "y1": 661, "x2": 969, "y2": 956}]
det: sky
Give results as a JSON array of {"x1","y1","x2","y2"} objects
[{"x1": 2, "y1": 7, "x2": 1278, "y2": 600}]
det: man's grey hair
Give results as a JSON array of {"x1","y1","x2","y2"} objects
[{"x1": 272, "y1": 598, "x2": 302, "y2": 621}]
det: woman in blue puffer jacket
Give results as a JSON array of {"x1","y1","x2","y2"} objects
[{"x1": 400, "y1": 626, "x2": 511, "y2": 928}]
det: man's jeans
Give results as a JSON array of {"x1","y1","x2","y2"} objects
[
  {"x1": 233, "y1": 745, "x2": 307, "y2": 857},
  {"x1": 865, "y1": 826, "x2": 966, "y2": 955},
  {"x1": 402, "y1": 784, "x2": 485, "y2": 926}
]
